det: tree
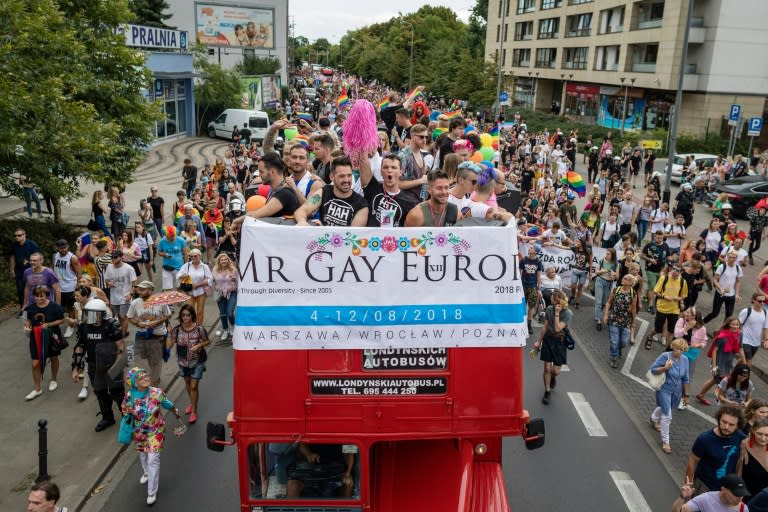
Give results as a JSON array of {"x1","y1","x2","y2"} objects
[
  {"x1": 0, "y1": 0, "x2": 158, "y2": 222},
  {"x1": 128, "y1": 0, "x2": 174, "y2": 28},
  {"x1": 237, "y1": 55, "x2": 281, "y2": 76},
  {"x1": 193, "y1": 44, "x2": 242, "y2": 135},
  {"x1": 468, "y1": 0, "x2": 489, "y2": 56}
]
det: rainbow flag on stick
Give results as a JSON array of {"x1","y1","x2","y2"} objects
[
  {"x1": 297, "y1": 112, "x2": 313, "y2": 123},
  {"x1": 489, "y1": 125, "x2": 499, "y2": 139},
  {"x1": 405, "y1": 87, "x2": 423, "y2": 103},
  {"x1": 445, "y1": 110, "x2": 462, "y2": 119},
  {"x1": 337, "y1": 88, "x2": 350, "y2": 110},
  {"x1": 377, "y1": 98, "x2": 390, "y2": 111}
]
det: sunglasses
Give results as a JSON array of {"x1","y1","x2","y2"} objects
[
  {"x1": 755, "y1": 299, "x2": 766, "y2": 304},
  {"x1": 414, "y1": 134, "x2": 428, "y2": 139}
]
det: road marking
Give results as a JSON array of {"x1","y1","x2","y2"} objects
[
  {"x1": 609, "y1": 471, "x2": 653, "y2": 512},
  {"x1": 567, "y1": 392, "x2": 607, "y2": 436}
]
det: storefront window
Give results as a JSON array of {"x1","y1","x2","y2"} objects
[{"x1": 151, "y1": 78, "x2": 188, "y2": 139}]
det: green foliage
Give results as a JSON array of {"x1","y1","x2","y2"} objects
[
  {"x1": 0, "y1": 219, "x2": 84, "y2": 307},
  {"x1": 128, "y1": 0, "x2": 174, "y2": 28},
  {"x1": 468, "y1": 0, "x2": 488, "y2": 56},
  {"x1": 0, "y1": 0, "x2": 158, "y2": 222},
  {"x1": 192, "y1": 44, "x2": 242, "y2": 134},
  {"x1": 237, "y1": 55, "x2": 282, "y2": 76}
]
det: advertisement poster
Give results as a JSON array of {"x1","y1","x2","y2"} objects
[
  {"x1": 196, "y1": 3, "x2": 274, "y2": 48},
  {"x1": 260, "y1": 75, "x2": 281, "y2": 108},
  {"x1": 240, "y1": 77, "x2": 262, "y2": 110},
  {"x1": 233, "y1": 221, "x2": 527, "y2": 350}
]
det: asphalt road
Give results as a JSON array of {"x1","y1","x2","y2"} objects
[{"x1": 94, "y1": 340, "x2": 679, "y2": 511}]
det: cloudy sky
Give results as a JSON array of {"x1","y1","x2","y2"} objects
[{"x1": 290, "y1": 0, "x2": 474, "y2": 43}]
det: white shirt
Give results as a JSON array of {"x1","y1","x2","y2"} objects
[
  {"x1": 703, "y1": 229, "x2": 721, "y2": 252},
  {"x1": 650, "y1": 209, "x2": 669, "y2": 233},
  {"x1": 540, "y1": 274, "x2": 562, "y2": 291},
  {"x1": 720, "y1": 246, "x2": 748, "y2": 265},
  {"x1": 127, "y1": 297, "x2": 171, "y2": 336},
  {"x1": 664, "y1": 224, "x2": 686, "y2": 249},
  {"x1": 447, "y1": 194, "x2": 490, "y2": 220},
  {"x1": 715, "y1": 262, "x2": 743, "y2": 297},
  {"x1": 104, "y1": 263, "x2": 137, "y2": 306},
  {"x1": 738, "y1": 306, "x2": 768, "y2": 347},
  {"x1": 543, "y1": 229, "x2": 568, "y2": 245}
]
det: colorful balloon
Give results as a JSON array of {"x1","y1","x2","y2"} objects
[
  {"x1": 479, "y1": 133, "x2": 492, "y2": 148},
  {"x1": 284, "y1": 127, "x2": 298, "y2": 140},
  {"x1": 480, "y1": 146, "x2": 495, "y2": 161},
  {"x1": 246, "y1": 195, "x2": 267, "y2": 211},
  {"x1": 470, "y1": 151, "x2": 483, "y2": 163}
]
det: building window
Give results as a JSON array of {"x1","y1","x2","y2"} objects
[
  {"x1": 512, "y1": 48, "x2": 531, "y2": 67},
  {"x1": 541, "y1": 0, "x2": 561, "y2": 9},
  {"x1": 514, "y1": 21, "x2": 534, "y2": 41},
  {"x1": 636, "y1": 1, "x2": 665, "y2": 29},
  {"x1": 564, "y1": 47, "x2": 588, "y2": 70},
  {"x1": 502, "y1": 48, "x2": 507, "y2": 67},
  {"x1": 535, "y1": 48, "x2": 557, "y2": 68},
  {"x1": 504, "y1": 23, "x2": 509, "y2": 42},
  {"x1": 568, "y1": 0, "x2": 593, "y2": 4},
  {"x1": 538, "y1": 18, "x2": 559, "y2": 39},
  {"x1": 594, "y1": 45, "x2": 620, "y2": 71},
  {"x1": 517, "y1": 0, "x2": 536, "y2": 15},
  {"x1": 566, "y1": 13, "x2": 592, "y2": 37},
  {"x1": 599, "y1": 6, "x2": 625, "y2": 34},
  {"x1": 496, "y1": 24, "x2": 500, "y2": 43},
  {"x1": 630, "y1": 43, "x2": 658, "y2": 72}
]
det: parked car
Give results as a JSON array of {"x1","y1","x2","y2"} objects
[
  {"x1": 207, "y1": 109, "x2": 270, "y2": 143},
  {"x1": 669, "y1": 153, "x2": 718, "y2": 183},
  {"x1": 707, "y1": 175, "x2": 768, "y2": 218}
]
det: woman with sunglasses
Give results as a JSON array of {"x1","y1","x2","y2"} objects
[
  {"x1": 166, "y1": 304, "x2": 210, "y2": 424},
  {"x1": 23, "y1": 285, "x2": 67, "y2": 400},
  {"x1": 716, "y1": 364, "x2": 754, "y2": 408},
  {"x1": 738, "y1": 417, "x2": 768, "y2": 506}
]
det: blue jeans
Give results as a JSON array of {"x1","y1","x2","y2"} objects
[
  {"x1": 608, "y1": 324, "x2": 631, "y2": 358},
  {"x1": 217, "y1": 292, "x2": 237, "y2": 330},
  {"x1": 594, "y1": 278, "x2": 613, "y2": 321},
  {"x1": 23, "y1": 186, "x2": 41, "y2": 216},
  {"x1": 94, "y1": 214, "x2": 111, "y2": 237},
  {"x1": 636, "y1": 220, "x2": 649, "y2": 243}
]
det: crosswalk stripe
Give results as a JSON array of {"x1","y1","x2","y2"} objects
[
  {"x1": 609, "y1": 471, "x2": 653, "y2": 512},
  {"x1": 567, "y1": 392, "x2": 607, "y2": 437}
]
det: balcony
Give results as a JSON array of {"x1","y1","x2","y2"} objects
[
  {"x1": 689, "y1": 17, "x2": 705, "y2": 44},
  {"x1": 632, "y1": 62, "x2": 657, "y2": 73},
  {"x1": 595, "y1": 63, "x2": 619, "y2": 71},
  {"x1": 515, "y1": 34, "x2": 533, "y2": 41},
  {"x1": 601, "y1": 25, "x2": 623, "y2": 34},
  {"x1": 566, "y1": 28, "x2": 591, "y2": 37},
  {"x1": 637, "y1": 18, "x2": 662, "y2": 29},
  {"x1": 539, "y1": 32, "x2": 559, "y2": 40}
]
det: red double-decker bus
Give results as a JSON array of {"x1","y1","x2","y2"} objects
[{"x1": 207, "y1": 221, "x2": 544, "y2": 511}]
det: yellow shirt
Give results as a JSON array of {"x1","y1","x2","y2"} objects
[{"x1": 653, "y1": 275, "x2": 688, "y2": 314}]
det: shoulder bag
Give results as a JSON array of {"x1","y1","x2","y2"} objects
[
  {"x1": 644, "y1": 354, "x2": 669, "y2": 391},
  {"x1": 118, "y1": 396, "x2": 134, "y2": 445}
]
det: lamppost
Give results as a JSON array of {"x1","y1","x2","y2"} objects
[
  {"x1": 493, "y1": 0, "x2": 509, "y2": 119},
  {"x1": 528, "y1": 72, "x2": 533, "y2": 109},
  {"x1": 619, "y1": 77, "x2": 636, "y2": 135},
  {"x1": 401, "y1": 20, "x2": 415, "y2": 91}
]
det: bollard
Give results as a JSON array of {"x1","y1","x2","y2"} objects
[{"x1": 35, "y1": 419, "x2": 50, "y2": 483}]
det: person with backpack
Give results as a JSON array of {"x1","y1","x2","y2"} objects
[
  {"x1": 696, "y1": 316, "x2": 746, "y2": 406},
  {"x1": 603, "y1": 274, "x2": 637, "y2": 368},
  {"x1": 703, "y1": 250, "x2": 743, "y2": 324},
  {"x1": 646, "y1": 264, "x2": 688, "y2": 350},
  {"x1": 737, "y1": 292, "x2": 768, "y2": 367}
]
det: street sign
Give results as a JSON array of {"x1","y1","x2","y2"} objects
[
  {"x1": 748, "y1": 117, "x2": 763, "y2": 137},
  {"x1": 499, "y1": 91, "x2": 510, "y2": 106},
  {"x1": 728, "y1": 104, "x2": 741, "y2": 126}
]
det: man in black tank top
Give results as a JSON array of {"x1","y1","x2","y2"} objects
[
  {"x1": 294, "y1": 157, "x2": 369, "y2": 227},
  {"x1": 405, "y1": 171, "x2": 460, "y2": 227}
]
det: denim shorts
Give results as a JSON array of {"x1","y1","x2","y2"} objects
[{"x1": 178, "y1": 363, "x2": 205, "y2": 380}]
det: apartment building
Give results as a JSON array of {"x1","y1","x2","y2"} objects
[{"x1": 485, "y1": 0, "x2": 768, "y2": 138}]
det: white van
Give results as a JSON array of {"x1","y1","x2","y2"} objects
[{"x1": 207, "y1": 109, "x2": 270, "y2": 143}]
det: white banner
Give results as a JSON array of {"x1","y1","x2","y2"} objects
[{"x1": 233, "y1": 220, "x2": 527, "y2": 350}]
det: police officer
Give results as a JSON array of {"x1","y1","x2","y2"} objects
[{"x1": 71, "y1": 298, "x2": 126, "y2": 432}]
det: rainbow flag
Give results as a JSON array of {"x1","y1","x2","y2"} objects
[
  {"x1": 489, "y1": 125, "x2": 499, "y2": 139},
  {"x1": 432, "y1": 127, "x2": 448, "y2": 141},
  {"x1": 563, "y1": 170, "x2": 587, "y2": 197},
  {"x1": 377, "y1": 98, "x2": 390, "y2": 111},
  {"x1": 294, "y1": 134, "x2": 310, "y2": 149},
  {"x1": 337, "y1": 88, "x2": 350, "y2": 110},
  {"x1": 297, "y1": 112, "x2": 313, "y2": 123},
  {"x1": 405, "y1": 87, "x2": 423, "y2": 103},
  {"x1": 445, "y1": 110, "x2": 462, "y2": 119}
]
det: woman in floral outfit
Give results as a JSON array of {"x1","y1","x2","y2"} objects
[{"x1": 122, "y1": 367, "x2": 181, "y2": 505}]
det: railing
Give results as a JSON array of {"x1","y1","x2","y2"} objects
[
  {"x1": 515, "y1": 34, "x2": 533, "y2": 41},
  {"x1": 568, "y1": 0, "x2": 593, "y2": 4},
  {"x1": 632, "y1": 62, "x2": 657, "y2": 73},
  {"x1": 637, "y1": 18, "x2": 663, "y2": 29},
  {"x1": 595, "y1": 63, "x2": 619, "y2": 71},
  {"x1": 538, "y1": 32, "x2": 559, "y2": 39},
  {"x1": 513, "y1": 61, "x2": 531, "y2": 67},
  {"x1": 600, "y1": 25, "x2": 623, "y2": 34},
  {"x1": 563, "y1": 61, "x2": 587, "y2": 70},
  {"x1": 566, "y1": 28, "x2": 591, "y2": 37},
  {"x1": 690, "y1": 16, "x2": 704, "y2": 27}
]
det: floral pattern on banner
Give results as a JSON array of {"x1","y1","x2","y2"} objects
[{"x1": 306, "y1": 232, "x2": 471, "y2": 259}]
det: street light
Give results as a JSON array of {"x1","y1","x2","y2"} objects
[
  {"x1": 401, "y1": 20, "x2": 414, "y2": 91},
  {"x1": 620, "y1": 77, "x2": 636, "y2": 135},
  {"x1": 493, "y1": 0, "x2": 509, "y2": 119},
  {"x1": 528, "y1": 72, "x2": 533, "y2": 109}
]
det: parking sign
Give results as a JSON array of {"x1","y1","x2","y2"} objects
[
  {"x1": 728, "y1": 104, "x2": 741, "y2": 126},
  {"x1": 748, "y1": 117, "x2": 763, "y2": 137}
]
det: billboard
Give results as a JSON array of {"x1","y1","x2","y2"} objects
[
  {"x1": 195, "y1": 3, "x2": 274, "y2": 48},
  {"x1": 240, "y1": 75, "x2": 282, "y2": 110}
]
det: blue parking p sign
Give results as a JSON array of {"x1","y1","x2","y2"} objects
[
  {"x1": 748, "y1": 117, "x2": 763, "y2": 137},
  {"x1": 728, "y1": 104, "x2": 741, "y2": 126}
]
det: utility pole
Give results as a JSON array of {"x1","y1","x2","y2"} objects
[
  {"x1": 663, "y1": 0, "x2": 693, "y2": 205},
  {"x1": 494, "y1": 0, "x2": 508, "y2": 119}
]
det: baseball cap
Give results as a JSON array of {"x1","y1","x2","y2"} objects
[
  {"x1": 55, "y1": 239, "x2": 68, "y2": 248},
  {"x1": 111, "y1": 250, "x2": 122, "y2": 258},
  {"x1": 722, "y1": 474, "x2": 750, "y2": 497},
  {"x1": 136, "y1": 280, "x2": 155, "y2": 289}
]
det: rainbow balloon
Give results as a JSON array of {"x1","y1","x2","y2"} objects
[{"x1": 563, "y1": 170, "x2": 587, "y2": 197}]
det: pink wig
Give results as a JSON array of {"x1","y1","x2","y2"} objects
[{"x1": 343, "y1": 99, "x2": 379, "y2": 162}]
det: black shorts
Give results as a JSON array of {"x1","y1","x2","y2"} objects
[
  {"x1": 743, "y1": 344, "x2": 760, "y2": 361},
  {"x1": 540, "y1": 333, "x2": 567, "y2": 366},
  {"x1": 654, "y1": 312, "x2": 678, "y2": 334},
  {"x1": 60, "y1": 291, "x2": 75, "y2": 310}
]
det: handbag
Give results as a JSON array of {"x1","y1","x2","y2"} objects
[
  {"x1": 645, "y1": 355, "x2": 669, "y2": 391},
  {"x1": 118, "y1": 399, "x2": 135, "y2": 445},
  {"x1": 87, "y1": 218, "x2": 99, "y2": 231},
  {"x1": 564, "y1": 328, "x2": 575, "y2": 350}
]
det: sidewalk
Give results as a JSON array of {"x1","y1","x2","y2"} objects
[{"x1": 0, "y1": 137, "x2": 230, "y2": 511}]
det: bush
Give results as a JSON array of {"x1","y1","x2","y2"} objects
[{"x1": 0, "y1": 219, "x2": 84, "y2": 308}]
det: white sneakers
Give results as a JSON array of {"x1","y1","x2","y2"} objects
[
  {"x1": 48, "y1": 381, "x2": 58, "y2": 392},
  {"x1": 147, "y1": 493, "x2": 157, "y2": 505},
  {"x1": 25, "y1": 389, "x2": 43, "y2": 401},
  {"x1": 220, "y1": 330, "x2": 229, "y2": 341},
  {"x1": 140, "y1": 473, "x2": 149, "y2": 484},
  {"x1": 678, "y1": 399, "x2": 687, "y2": 410},
  {"x1": 78, "y1": 387, "x2": 88, "y2": 400},
  {"x1": 63, "y1": 326, "x2": 74, "y2": 338}
]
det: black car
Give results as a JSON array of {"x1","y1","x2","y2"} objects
[{"x1": 708, "y1": 175, "x2": 768, "y2": 218}]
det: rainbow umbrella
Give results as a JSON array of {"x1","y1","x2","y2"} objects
[{"x1": 563, "y1": 171, "x2": 587, "y2": 197}]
